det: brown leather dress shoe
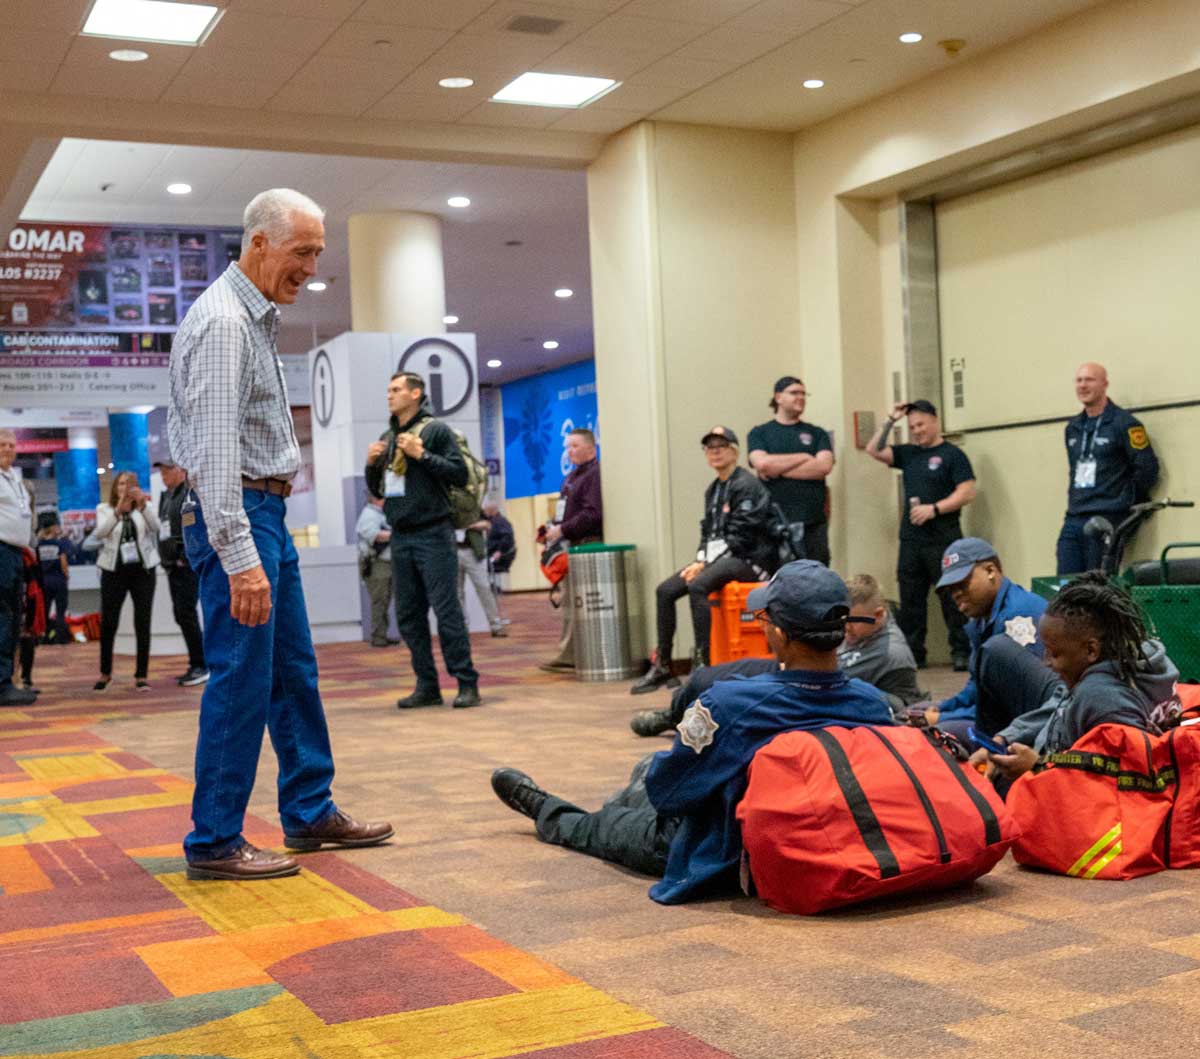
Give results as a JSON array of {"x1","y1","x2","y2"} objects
[
  {"x1": 186, "y1": 842, "x2": 300, "y2": 881},
  {"x1": 283, "y1": 809, "x2": 395, "y2": 851}
]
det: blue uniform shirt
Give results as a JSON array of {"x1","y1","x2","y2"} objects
[
  {"x1": 1065, "y1": 401, "x2": 1158, "y2": 516},
  {"x1": 939, "y1": 578, "x2": 1048, "y2": 721},
  {"x1": 643, "y1": 668, "x2": 895, "y2": 904}
]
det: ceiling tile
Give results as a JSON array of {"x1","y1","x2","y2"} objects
[
  {"x1": 619, "y1": 0, "x2": 760, "y2": 23},
  {"x1": 22, "y1": 139, "x2": 87, "y2": 204},
  {"x1": 364, "y1": 91, "x2": 483, "y2": 124},
  {"x1": 571, "y1": 14, "x2": 710, "y2": 53},
  {"x1": 314, "y1": 21, "x2": 452, "y2": 63},
  {"x1": 547, "y1": 107, "x2": 646, "y2": 133},
  {"x1": 205, "y1": 10, "x2": 341, "y2": 56},
  {"x1": 175, "y1": 43, "x2": 308, "y2": 81},
  {"x1": 161, "y1": 74, "x2": 284, "y2": 110},
  {"x1": 730, "y1": 0, "x2": 851, "y2": 35},
  {"x1": 414, "y1": 32, "x2": 563, "y2": 76},
  {"x1": 286, "y1": 54, "x2": 414, "y2": 93},
  {"x1": 351, "y1": 0, "x2": 495, "y2": 32},
  {"x1": 140, "y1": 144, "x2": 259, "y2": 204},
  {"x1": 7, "y1": 0, "x2": 89, "y2": 32},
  {"x1": 586, "y1": 79, "x2": 692, "y2": 111},
  {"x1": 674, "y1": 25, "x2": 781, "y2": 63},
  {"x1": 0, "y1": 27, "x2": 74, "y2": 65},
  {"x1": 53, "y1": 142, "x2": 175, "y2": 204},
  {"x1": 0, "y1": 60, "x2": 57, "y2": 96},
  {"x1": 231, "y1": 0, "x2": 363, "y2": 19},
  {"x1": 52, "y1": 38, "x2": 192, "y2": 102},
  {"x1": 630, "y1": 54, "x2": 738, "y2": 87},
  {"x1": 390, "y1": 65, "x2": 506, "y2": 97},
  {"x1": 458, "y1": 102, "x2": 562, "y2": 130},
  {"x1": 265, "y1": 83, "x2": 386, "y2": 118}
]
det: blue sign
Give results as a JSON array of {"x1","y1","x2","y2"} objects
[{"x1": 501, "y1": 360, "x2": 597, "y2": 499}]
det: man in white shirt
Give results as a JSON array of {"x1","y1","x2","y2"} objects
[{"x1": 0, "y1": 430, "x2": 37, "y2": 706}]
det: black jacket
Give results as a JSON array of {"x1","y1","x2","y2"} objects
[
  {"x1": 364, "y1": 398, "x2": 467, "y2": 532},
  {"x1": 157, "y1": 483, "x2": 188, "y2": 567},
  {"x1": 697, "y1": 466, "x2": 778, "y2": 572}
]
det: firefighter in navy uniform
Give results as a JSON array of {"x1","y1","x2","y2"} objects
[{"x1": 1057, "y1": 362, "x2": 1159, "y2": 575}]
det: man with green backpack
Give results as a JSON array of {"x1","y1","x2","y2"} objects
[{"x1": 365, "y1": 371, "x2": 481, "y2": 709}]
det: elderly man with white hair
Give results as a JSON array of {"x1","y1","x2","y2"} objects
[{"x1": 169, "y1": 188, "x2": 392, "y2": 880}]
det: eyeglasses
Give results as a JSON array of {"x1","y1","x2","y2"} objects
[
  {"x1": 704, "y1": 442, "x2": 732, "y2": 451},
  {"x1": 752, "y1": 608, "x2": 771, "y2": 624}
]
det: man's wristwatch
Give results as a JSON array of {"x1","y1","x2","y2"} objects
[{"x1": 932, "y1": 502, "x2": 940, "y2": 516}]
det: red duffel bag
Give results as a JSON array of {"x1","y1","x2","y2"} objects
[
  {"x1": 1008, "y1": 723, "x2": 1173, "y2": 879},
  {"x1": 738, "y1": 725, "x2": 1016, "y2": 915}
]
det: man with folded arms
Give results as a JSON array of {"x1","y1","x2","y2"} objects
[{"x1": 169, "y1": 188, "x2": 391, "y2": 880}]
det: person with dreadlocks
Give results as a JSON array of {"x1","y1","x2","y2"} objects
[
  {"x1": 489, "y1": 562, "x2": 895, "y2": 904},
  {"x1": 970, "y1": 572, "x2": 1178, "y2": 786}
]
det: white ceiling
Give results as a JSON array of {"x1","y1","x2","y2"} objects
[
  {"x1": 23, "y1": 139, "x2": 593, "y2": 383},
  {"x1": 4, "y1": 0, "x2": 1109, "y2": 136}
]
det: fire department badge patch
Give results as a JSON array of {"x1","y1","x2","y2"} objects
[
  {"x1": 678, "y1": 702, "x2": 720, "y2": 754},
  {"x1": 1005, "y1": 615, "x2": 1038, "y2": 647}
]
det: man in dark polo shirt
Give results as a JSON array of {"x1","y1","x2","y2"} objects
[
  {"x1": 747, "y1": 375, "x2": 834, "y2": 566},
  {"x1": 865, "y1": 399, "x2": 976, "y2": 669}
]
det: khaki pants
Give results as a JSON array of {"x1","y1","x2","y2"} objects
[
  {"x1": 364, "y1": 557, "x2": 393, "y2": 644},
  {"x1": 456, "y1": 546, "x2": 502, "y2": 632}
]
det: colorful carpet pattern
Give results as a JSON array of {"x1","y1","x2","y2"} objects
[{"x1": 0, "y1": 657, "x2": 728, "y2": 1057}]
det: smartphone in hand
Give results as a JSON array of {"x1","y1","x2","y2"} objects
[{"x1": 968, "y1": 725, "x2": 1008, "y2": 755}]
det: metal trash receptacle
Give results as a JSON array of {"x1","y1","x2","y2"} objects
[{"x1": 569, "y1": 543, "x2": 643, "y2": 681}]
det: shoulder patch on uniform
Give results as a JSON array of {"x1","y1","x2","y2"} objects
[
  {"x1": 677, "y1": 702, "x2": 720, "y2": 754},
  {"x1": 1005, "y1": 615, "x2": 1038, "y2": 647},
  {"x1": 1128, "y1": 425, "x2": 1149, "y2": 450}
]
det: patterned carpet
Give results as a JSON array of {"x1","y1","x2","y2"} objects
[
  {"x1": 0, "y1": 599, "x2": 728, "y2": 1059},
  {"x1": 8, "y1": 595, "x2": 1200, "y2": 1058}
]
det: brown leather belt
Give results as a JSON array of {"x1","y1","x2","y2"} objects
[{"x1": 242, "y1": 476, "x2": 293, "y2": 497}]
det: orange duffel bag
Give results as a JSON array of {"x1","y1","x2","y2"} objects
[{"x1": 1008, "y1": 723, "x2": 1174, "y2": 879}]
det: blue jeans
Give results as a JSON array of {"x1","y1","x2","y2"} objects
[
  {"x1": 391, "y1": 521, "x2": 478, "y2": 688},
  {"x1": 182, "y1": 488, "x2": 335, "y2": 861}
]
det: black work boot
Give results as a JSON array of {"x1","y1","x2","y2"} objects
[
  {"x1": 630, "y1": 707, "x2": 675, "y2": 737},
  {"x1": 453, "y1": 684, "x2": 481, "y2": 709},
  {"x1": 491, "y1": 768, "x2": 548, "y2": 820},
  {"x1": 630, "y1": 664, "x2": 673, "y2": 695},
  {"x1": 397, "y1": 686, "x2": 444, "y2": 709}
]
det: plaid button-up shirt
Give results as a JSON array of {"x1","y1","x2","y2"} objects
[{"x1": 168, "y1": 263, "x2": 301, "y2": 574}]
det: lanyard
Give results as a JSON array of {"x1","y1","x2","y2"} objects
[
  {"x1": 1080, "y1": 410, "x2": 1106, "y2": 460},
  {"x1": 709, "y1": 478, "x2": 729, "y2": 536}
]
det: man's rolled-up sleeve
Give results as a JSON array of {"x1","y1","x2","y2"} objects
[{"x1": 180, "y1": 317, "x2": 259, "y2": 575}]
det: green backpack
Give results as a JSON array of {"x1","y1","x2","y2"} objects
[{"x1": 416, "y1": 417, "x2": 488, "y2": 529}]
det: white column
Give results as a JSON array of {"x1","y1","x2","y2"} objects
[{"x1": 348, "y1": 212, "x2": 446, "y2": 333}]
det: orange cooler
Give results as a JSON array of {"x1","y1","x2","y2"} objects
[{"x1": 708, "y1": 582, "x2": 773, "y2": 664}]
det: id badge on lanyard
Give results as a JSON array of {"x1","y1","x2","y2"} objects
[
  {"x1": 554, "y1": 497, "x2": 566, "y2": 522},
  {"x1": 384, "y1": 470, "x2": 406, "y2": 498},
  {"x1": 159, "y1": 519, "x2": 172, "y2": 540},
  {"x1": 1075, "y1": 420, "x2": 1101, "y2": 489},
  {"x1": 120, "y1": 540, "x2": 140, "y2": 564}
]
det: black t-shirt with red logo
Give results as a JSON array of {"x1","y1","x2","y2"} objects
[{"x1": 891, "y1": 441, "x2": 974, "y2": 541}]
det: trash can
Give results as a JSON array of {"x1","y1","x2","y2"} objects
[{"x1": 569, "y1": 543, "x2": 643, "y2": 681}]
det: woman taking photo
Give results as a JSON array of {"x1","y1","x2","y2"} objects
[{"x1": 93, "y1": 471, "x2": 160, "y2": 691}]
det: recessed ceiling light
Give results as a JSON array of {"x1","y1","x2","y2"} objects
[
  {"x1": 492, "y1": 72, "x2": 618, "y2": 108},
  {"x1": 439, "y1": 77, "x2": 474, "y2": 89},
  {"x1": 447, "y1": 196, "x2": 470, "y2": 208},
  {"x1": 803, "y1": 79, "x2": 825, "y2": 89},
  {"x1": 542, "y1": 340, "x2": 559, "y2": 350},
  {"x1": 306, "y1": 281, "x2": 326, "y2": 292},
  {"x1": 899, "y1": 32, "x2": 923, "y2": 44},
  {"x1": 83, "y1": 0, "x2": 221, "y2": 46},
  {"x1": 108, "y1": 48, "x2": 148, "y2": 62},
  {"x1": 166, "y1": 182, "x2": 191, "y2": 195},
  {"x1": 486, "y1": 358, "x2": 502, "y2": 368},
  {"x1": 96, "y1": 467, "x2": 106, "y2": 475},
  {"x1": 554, "y1": 288, "x2": 573, "y2": 299},
  {"x1": 443, "y1": 315, "x2": 459, "y2": 325}
]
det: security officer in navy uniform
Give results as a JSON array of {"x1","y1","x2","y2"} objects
[
  {"x1": 1057, "y1": 362, "x2": 1158, "y2": 574},
  {"x1": 866, "y1": 399, "x2": 976, "y2": 669}
]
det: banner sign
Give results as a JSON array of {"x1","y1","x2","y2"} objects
[
  {"x1": 1, "y1": 222, "x2": 240, "y2": 331},
  {"x1": 501, "y1": 360, "x2": 598, "y2": 499},
  {"x1": 0, "y1": 331, "x2": 172, "y2": 406}
]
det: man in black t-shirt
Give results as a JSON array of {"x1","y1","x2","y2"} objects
[
  {"x1": 865, "y1": 399, "x2": 975, "y2": 669},
  {"x1": 747, "y1": 375, "x2": 834, "y2": 566}
]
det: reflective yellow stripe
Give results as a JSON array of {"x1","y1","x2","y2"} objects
[
  {"x1": 1066, "y1": 823, "x2": 1123, "y2": 877},
  {"x1": 1082, "y1": 840, "x2": 1123, "y2": 879}
]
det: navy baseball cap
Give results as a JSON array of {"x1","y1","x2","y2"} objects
[
  {"x1": 747, "y1": 560, "x2": 857, "y2": 635},
  {"x1": 701, "y1": 425, "x2": 739, "y2": 447},
  {"x1": 936, "y1": 537, "x2": 998, "y2": 589}
]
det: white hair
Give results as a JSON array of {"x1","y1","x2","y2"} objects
[{"x1": 241, "y1": 188, "x2": 324, "y2": 252}]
